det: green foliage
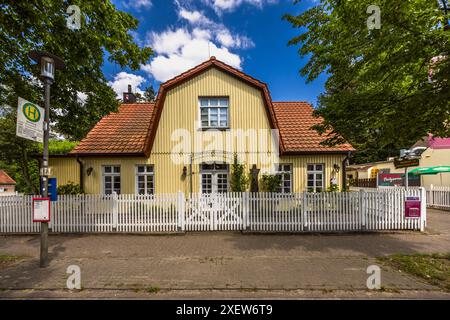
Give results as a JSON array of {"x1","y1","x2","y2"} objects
[
  {"x1": 0, "y1": 107, "x2": 40, "y2": 194},
  {"x1": 57, "y1": 182, "x2": 83, "y2": 195},
  {"x1": 146, "y1": 286, "x2": 160, "y2": 294},
  {"x1": 230, "y1": 155, "x2": 249, "y2": 192},
  {"x1": 144, "y1": 85, "x2": 157, "y2": 102},
  {"x1": 0, "y1": 1, "x2": 151, "y2": 191},
  {"x1": 38, "y1": 140, "x2": 79, "y2": 155},
  {"x1": 327, "y1": 183, "x2": 339, "y2": 192},
  {"x1": 285, "y1": 0, "x2": 450, "y2": 163},
  {"x1": 0, "y1": 0, "x2": 153, "y2": 140},
  {"x1": 260, "y1": 174, "x2": 281, "y2": 192},
  {"x1": 378, "y1": 253, "x2": 450, "y2": 292}
]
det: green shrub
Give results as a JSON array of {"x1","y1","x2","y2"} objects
[
  {"x1": 327, "y1": 183, "x2": 339, "y2": 192},
  {"x1": 38, "y1": 140, "x2": 79, "y2": 155},
  {"x1": 230, "y1": 155, "x2": 249, "y2": 192},
  {"x1": 57, "y1": 182, "x2": 83, "y2": 195},
  {"x1": 260, "y1": 174, "x2": 281, "y2": 192}
]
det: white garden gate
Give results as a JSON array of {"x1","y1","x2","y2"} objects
[{"x1": 185, "y1": 193, "x2": 244, "y2": 231}]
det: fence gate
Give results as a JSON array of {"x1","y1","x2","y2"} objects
[{"x1": 185, "y1": 193, "x2": 244, "y2": 231}]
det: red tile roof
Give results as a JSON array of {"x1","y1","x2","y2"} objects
[
  {"x1": 70, "y1": 103, "x2": 154, "y2": 156},
  {"x1": 70, "y1": 57, "x2": 354, "y2": 156},
  {"x1": 273, "y1": 102, "x2": 355, "y2": 153},
  {"x1": 0, "y1": 170, "x2": 16, "y2": 185}
]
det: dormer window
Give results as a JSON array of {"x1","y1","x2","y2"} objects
[{"x1": 199, "y1": 97, "x2": 229, "y2": 128}]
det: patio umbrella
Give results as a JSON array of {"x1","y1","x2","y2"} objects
[{"x1": 409, "y1": 166, "x2": 450, "y2": 175}]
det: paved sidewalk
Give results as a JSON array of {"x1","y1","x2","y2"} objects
[{"x1": 0, "y1": 208, "x2": 449, "y2": 299}]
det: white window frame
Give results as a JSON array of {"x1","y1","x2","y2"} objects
[
  {"x1": 307, "y1": 163, "x2": 325, "y2": 192},
  {"x1": 200, "y1": 163, "x2": 229, "y2": 193},
  {"x1": 102, "y1": 165, "x2": 121, "y2": 195},
  {"x1": 135, "y1": 165, "x2": 154, "y2": 195},
  {"x1": 199, "y1": 97, "x2": 229, "y2": 129},
  {"x1": 275, "y1": 164, "x2": 292, "y2": 193}
]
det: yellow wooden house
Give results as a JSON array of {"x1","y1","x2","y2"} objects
[{"x1": 49, "y1": 57, "x2": 354, "y2": 195}]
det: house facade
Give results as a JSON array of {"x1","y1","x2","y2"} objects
[
  {"x1": 0, "y1": 170, "x2": 16, "y2": 195},
  {"x1": 49, "y1": 57, "x2": 354, "y2": 195}
]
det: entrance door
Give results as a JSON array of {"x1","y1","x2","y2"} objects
[{"x1": 200, "y1": 163, "x2": 229, "y2": 193}]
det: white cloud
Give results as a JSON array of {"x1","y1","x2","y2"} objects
[
  {"x1": 177, "y1": 6, "x2": 255, "y2": 49},
  {"x1": 216, "y1": 29, "x2": 253, "y2": 49},
  {"x1": 150, "y1": 28, "x2": 193, "y2": 55},
  {"x1": 141, "y1": 28, "x2": 241, "y2": 82},
  {"x1": 179, "y1": 8, "x2": 213, "y2": 25},
  {"x1": 122, "y1": 0, "x2": 152, "y2": 10},
  {"x1": 107, "y1": 72, "x2": 146, "y2": 98},
  {"x1": 203, "y1": 0, "x2": 277, "y2": 13},
  {"x1": 140, "y1": 2, "x2": 255, "y2": 82}
]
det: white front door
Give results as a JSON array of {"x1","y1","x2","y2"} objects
[{"x1": 200, "y1": 163, "x2": 229, "y2": 193}]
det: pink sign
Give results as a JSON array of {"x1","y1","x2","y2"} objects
[{"x1": 405, "y1": 197, "x2": 421, "y2": 218}]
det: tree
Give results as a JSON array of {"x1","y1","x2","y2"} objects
[
  {"x1": 0, "y1": 1, "x2": 152, "y2": 191},
  {"x1": 260, "y1": 175, "x2": 281, "y2": 192},
  {"x1": 230, "y1": 154, "x2": 249, "y2": 192},
  {"x1": 285, "y1": 0, "x2": 450, "y2": 163},
  {"x1": 0, "y1": 0, "x2": 153, "y2": 140},
  {"x1": 143, "y1": 85, "x2": 157, "y2": 102}
]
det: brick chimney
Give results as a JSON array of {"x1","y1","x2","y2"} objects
[{"x1": 123, "y1": 84, "x2": 136, "y2": 103}]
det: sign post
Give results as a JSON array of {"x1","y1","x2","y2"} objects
[
  {"x1": 28, "y1": 50, "x2": 64, "y2": 268},
  {"x1": 33, "y1": 198, "x2": 51, "y2": 222},
  {"x1": 394, "y1": 157, "x2": 419, "y2": 190},
  {"x1": 16, "y1": 98, "x2": 44, "y2": 143}
]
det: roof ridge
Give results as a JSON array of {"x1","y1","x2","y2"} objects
[{"x1": 273, "y1": 101, "x2": 311, "y2": 104}]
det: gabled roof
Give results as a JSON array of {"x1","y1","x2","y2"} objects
[
  {"x1": 70, "y1": 57, "x2": 354, "y2": 156},
  {"x1": 273, "y1": 102, "x2": 355, "y2": 153},
  {"x1": 0, "y1": 170, "x2": 16, "y2": 185},
  {"x1": 70, "y1": 103, "x2": 154, "y2": 156},
  {"x1": 144, "y1": 56, "x2": 283, "y2": 156}
]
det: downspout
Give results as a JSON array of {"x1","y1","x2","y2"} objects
[
  {"x1": 76, "y1": 157, "x2": 84, "y2": 193},
  {"x1": 342, "y1": 152, "x2": 351, "y2": 191}
]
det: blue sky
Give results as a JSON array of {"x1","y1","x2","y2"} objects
[{"x1": 106, "y1": 0, "x2": 326, "y2": 106}]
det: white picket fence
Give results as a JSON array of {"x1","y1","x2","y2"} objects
[
  {"x1": 427, "y1": 185, "x2": 450, "y2": 210},
  {"x1": 0, "y1": 188, "x2": 426, "y2": 234}
]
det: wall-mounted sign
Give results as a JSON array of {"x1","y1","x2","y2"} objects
[
  {"x1": 394, "y1": 158, "x2": 419, "y2": 169},
  {"x1": 16, "y1": 97, "x2": 44, "y2": 143},
  {"x1": 378, "y1": 173, "x2": 403, "y2": 187},
  {"x1": 378, "y1": 173, "x2": 420, "y2": 187},
  {"x1": 405, "y1": 196, "x2": 421, "y2": 218},
  {"x1": 33, "y1": 197, "x2": 51, "y2": 222},
  {"x1": 40, "y1": 178, "x2": 57, "y2": 202}
]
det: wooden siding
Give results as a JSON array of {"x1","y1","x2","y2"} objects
[{"x1": 49, "y1": 68, "x2": 347, "y2": 194}]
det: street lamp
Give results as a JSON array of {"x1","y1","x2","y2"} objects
[{"x1": 29, "y1": 50, "x2": 64, "y2": 268}]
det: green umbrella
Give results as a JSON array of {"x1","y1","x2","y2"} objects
[{"x1": 409, "y1": 166, "x2": 450, "y2": 175}]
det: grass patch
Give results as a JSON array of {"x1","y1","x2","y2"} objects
[
  {"x1": 0, "y1": 254, "x2": 23, "y2": 268},
  {"x1": 378, "y1": 253, "x2": 450, "y2": 292},
  {"x1": 146, "y1": 286, "x2": 160, "y2": 294}
]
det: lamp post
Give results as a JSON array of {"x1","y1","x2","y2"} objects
[{"x1": 29, "y1": 51, "x2": 64, "y2": 268}]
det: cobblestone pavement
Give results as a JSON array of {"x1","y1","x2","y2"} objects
[{"x1": 0, "y1": 208, "x2": 449, "y2": 299}]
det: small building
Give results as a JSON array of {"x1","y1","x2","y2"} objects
[
  {"x1": 0, "y1": 170, "x2": 16, "y2": 195},
  {"x1": 49, "y1": 57, "x2": 354, "y2": 195},
  {"x1": 347, "y1": 134, "x2": 450, "y2": 188}
]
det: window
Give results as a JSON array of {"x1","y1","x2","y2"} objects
[
  {"x1": 200, "y1": 163, "x2": 229, "y2": 193},
  {"x1": 136, "y1": 165, "x2": 154, "y2": 195},
  {"x1": 307, "y1": 164, "x2": 324, "y2": 192},
  {"x1": 199, "y1": 97, "x2": 229, "y2": 128},
  {"x1": 103, "y1": 165, "x2": 121, "y2": 194},
  {"x1": 276, "y1": 164, "x2": 292, "y2": 193}
]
